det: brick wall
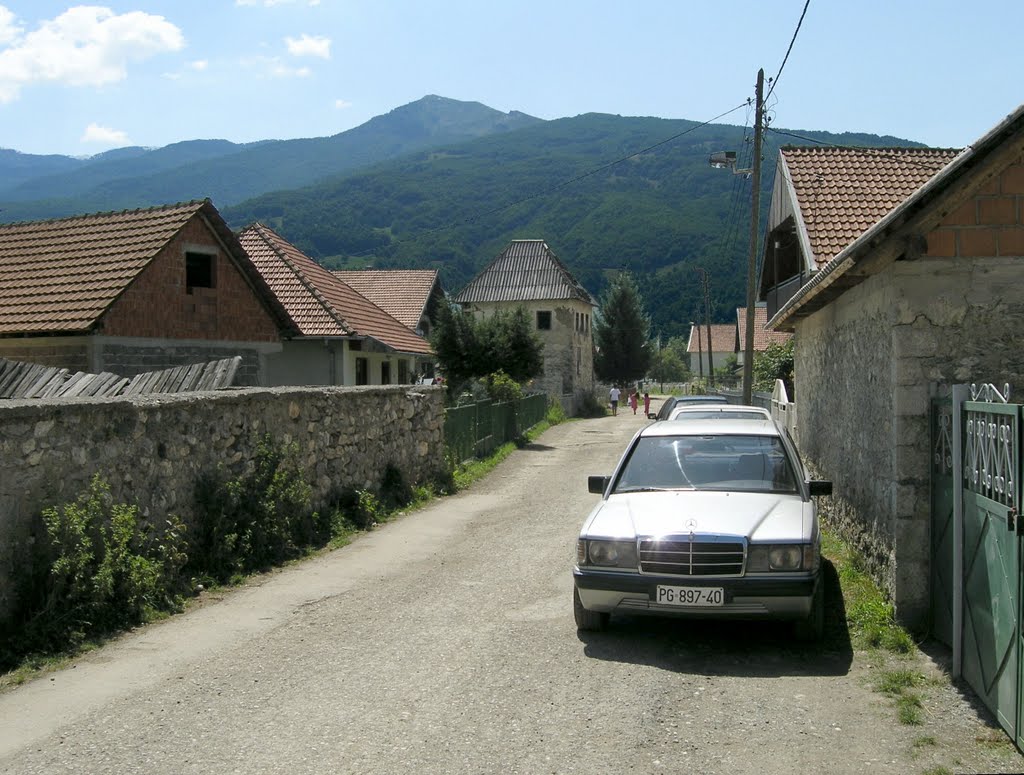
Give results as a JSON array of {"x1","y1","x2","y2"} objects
[
  {"x1": 926, "y1": 157, "x2": 1024, "y2": 258},
  {"x1": 100, "y1": 215, "x2": 280, "y2": 342},
  {"x1": 0, "y1": 341, "x2": 89, "y2": 371}
]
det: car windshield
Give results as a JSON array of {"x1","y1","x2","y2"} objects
[
  {"x1": 613, "y1": 434, "x2": 798, "y2": 493},
  {"x1": 669, "y1": 410, "x2": 767, "y2": 421}
]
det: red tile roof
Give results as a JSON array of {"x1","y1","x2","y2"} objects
[
  {"x1": 332, "y1": 269, "x2": 439, "y2": 330},
  {"x1": 687, "y1": 323, "x2": 736, "y2": 354},
  {"x1": 239, "y1": 223, "x2": 431, "y2": 355},
  {"x1": 781, "y1": 147, "x2": 960, "y2": 267},
  {"x1": 0, "y1": 200, "x2": 220, "y2": 335},
  {"x1": 735, "y1": 306, "x2": 792, "y2": 350}
]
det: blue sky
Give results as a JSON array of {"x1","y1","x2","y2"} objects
[{"x1": 0, "y1": 0, "x2": 1021, "y2": 157}]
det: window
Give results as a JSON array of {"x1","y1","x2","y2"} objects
[
  {"x1": 349, "y1": 339, "x2": 363, "y2": 351},
  {"x1": 185, "y1": 252, "x2": 215, "y2": 293},
  {"x1": 355, "y1": 357, "x2": 368, "y2": 385},
  {"x1": 381, "y1": 361, "x2": 391, "y2": 385},
  {"x1": 398, "y1": 360, "x2": 409, "y2": 384},
  {"x1": 536, "y1": 311, "x2": 552, "y2": 330}
]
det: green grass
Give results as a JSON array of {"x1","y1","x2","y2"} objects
[{"x1": 821, "y1": 531, "x2": 914, "y2": 653}]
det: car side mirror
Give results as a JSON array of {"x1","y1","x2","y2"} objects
[
  {"x1": 808, "y1": 480, "x2": 832, "y2": 497},
  {"x1": 588, "y1": 475, "x2": 610, "y2": 494},
  {"x1": 647, "y1": 412, "x2": 658, "y2": 420}
]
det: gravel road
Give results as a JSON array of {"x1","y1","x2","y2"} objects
[{"x1": 1, "y1": 407, "x2": 1020, "y2": 774}]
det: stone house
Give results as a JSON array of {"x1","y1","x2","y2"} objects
[
  {"x1": 239, "y1": 223, "x2": 433, "y2": 386},
  {"x1": 761, "y1": 103, "x2": 1024, "y2": 627},
  {"x1": 454, "y1": 239, "x2": 597, "y2": 410},
  {"x1": 332, "y1": 269, "x2": 445, "y2": 340},
  {"x1": 0, "y1": 200, "x2": 291, "y2": 385}
]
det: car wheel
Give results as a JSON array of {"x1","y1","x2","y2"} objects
[
  {"x1": 794, "y1": 580, "x2": 824, "y2": 642},
  {"x1": 573, "y1": 586, "x2": 609, "y2": 632}
]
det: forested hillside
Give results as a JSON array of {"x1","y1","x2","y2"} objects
[
  {"x1": 223, "y1": 113, "x2": 922, "y2": 337},
  {"x1": 0, "y1": 96, "x2": 540, "y2": 219}
]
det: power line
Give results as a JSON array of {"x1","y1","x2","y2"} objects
[{"x1": 765, "y1": 0, "x2": 811, "y2": 102}]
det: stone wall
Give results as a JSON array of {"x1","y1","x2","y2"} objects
[
  {"x1": 0, "y1": 385, "x2": 447, "y2": 625},
  {"x1": 795, "y1": 253, "x2": 1024, "y2": 628}
]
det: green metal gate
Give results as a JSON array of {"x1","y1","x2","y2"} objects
[{"x1": 934, "y1": 384, "x2": 1022, "y2": 748}]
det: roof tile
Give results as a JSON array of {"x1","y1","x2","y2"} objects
[
  {"x1": 455, "y1": 240, "x2": 596, "y2": 305},
  {"x1": 239, "y1": 224, "x2": 431, "y2": 355},
  {"x1": 782, "y1": 147, "x2": 960, "y2": 267},
  {"x1": 332, "y1": 269, "x2": 439, "y2": 330}
]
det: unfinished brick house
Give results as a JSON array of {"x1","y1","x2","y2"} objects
[{"x1": 0, "y1": 200, "x2": 291, "y2": 384}]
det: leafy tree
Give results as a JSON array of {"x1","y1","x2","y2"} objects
[
  {"x1": 649, "y1": 346, "x2": 687, "y2": 391},
  {"x1": 430, "y1": 299, "x2": 479, "y2": 396},
  {"x1": 594, "y1": 271, "x2": 652, "y2": 386},
  {"x1": 476, "y1": 307, "x2": 543, "y2": 383},
  {"x1": 431, "y1": 301, "x2": 543, "y2": 400},
  {"x1": 752, "y1": 339, "x2": 795, "y2": 397}
]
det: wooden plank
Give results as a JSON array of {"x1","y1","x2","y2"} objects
[
  {"x1": 166, "y1": 365, "x2": 193, "y2": 393},
  {"x1": 0, "y1": 361, "x2": 30, "y2": 396},
  {"x1": 122, "y1": 373, "x2": 147, "y2": 396},
  {"x1": 26, "y1": 369, "x2": 69, "y2": 398},
  {"x1": 57, "y1": 373, "x2": 93, "y2": 398},
  {"x1": 217, "y1": 356, "x2": 242, "y2": 389},
  {"x1": 10, "y1": 364, "x2": 46, "y2": 398},
  {"x1": 195, "y1": 361, "x2": 219, "y2": 391},
  {"x1": 179, "y1": 362, "x2": 205, "y2": 391}
]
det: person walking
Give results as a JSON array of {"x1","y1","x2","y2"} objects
[
  {"x1": 643, "y1": 391, "x2": 651, "y2": 417},
  {"x1": 629, "y1": 391, "x2": 638, "y2": 415},
  {"x1": 608, "y1": 385, "x2": 620, "y2": 416}
]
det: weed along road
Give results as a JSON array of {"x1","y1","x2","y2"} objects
[{"x1": 0, "y1": 408, "x2": 1018, "y2": 775}]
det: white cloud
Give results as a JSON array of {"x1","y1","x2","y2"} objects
[
  {"x1": 334, "y1": 98, "x2": 352, "y2": 110},
  {"x1": 285, "y1": 34, "x2": 330, "y2": 59},
  {"x1": 242, "y1": 54, "x2": 312, "y2": 78},
  {"x1": 189, "y1": 59, "x2": 208, "y2": 71},
  {"x1": 0, "y1": 6, "x2": 184, "y2": 103},
  {"x1": 236, "y1": 0, "x2": 321, "y2": 6},
  {"x1": 81, "y1": 122, "x2": 129, "y2": 146},
  {"x1": 0, "y1": 6, "x2": 23, "y2": 45}
]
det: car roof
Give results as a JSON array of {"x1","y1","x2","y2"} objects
[{"x1": 639, "y1": 418, "x2": 781, "y2": 438}]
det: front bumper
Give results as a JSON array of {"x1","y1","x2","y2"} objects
[{"x1": 574, "y1": 567, "x2": 819, "y2": 620}]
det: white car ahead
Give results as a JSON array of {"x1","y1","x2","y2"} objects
[
  {"x1": 666, "y1": 404, "x2": 772, "y2": 422},
  {"x1": 573, "y1": 418, "x2": 832, "y2": 639}
]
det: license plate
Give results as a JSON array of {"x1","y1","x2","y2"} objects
[{"x1": 655, "y1": 585, "x2": 724, "y2": 607}]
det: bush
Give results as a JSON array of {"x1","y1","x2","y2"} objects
[
  {"x1": 486, "y1": 370, "x2": 524, "y2": 403},
  {"x1": 9, "y1": 475, "x2": 188, "y2": 662},
  {"x1": 189, "y1": 436, "x2": 316, "y2": 582},
  {"x1": 577, "y1": 392, "x2": 607, "y2": 418}
]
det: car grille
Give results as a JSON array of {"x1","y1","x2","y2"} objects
[{"x1": 639, "y1": 537, "x2": 745, "y2": 576}]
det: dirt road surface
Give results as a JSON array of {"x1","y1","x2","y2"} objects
[{"x1": 1, "y1": 406, "x2": 1020, "y2": 774}]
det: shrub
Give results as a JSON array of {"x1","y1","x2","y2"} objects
[
  {"x1": 189, "y1": 436, "x2": 315, "y2": 581},
  {"x1": 11, "y1": 475, "x2": 187, "y2": 661},
  {"x1": 485, "y1": 370, "x2": 523, "y2": 403},
  {"x1": 577, "y1": 392, "x2": 607, "y2": 418}
]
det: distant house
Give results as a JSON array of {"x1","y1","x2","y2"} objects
[
  {"x1": 686, "y1": 322, "x2": 736, "y2": 378},
  {"x1": 761, "y1": 103, "x2": 1024, "y2": 627},
  {"x1": 0, "y1": 200, "x2": 290, "y2": 385},
  {"x1": 332, "y1": 269, "x2": 445, "y2": 339},
  {"x1": 733, "y1": 303, "x2": 792, "y2": 368},
  {"x1": 239, "y1": 223, "x2": 433, "y2": 386},
  {"x1": 455, "y1": 239, "x2": 597, "y2": 409}
]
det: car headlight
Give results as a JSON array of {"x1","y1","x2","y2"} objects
[
  {"x1": 578, "y1": 539, "x2": 638, "y2": 569},
  {"x1": 746, "y1": 543, "x2": 818, "y2": 572}
]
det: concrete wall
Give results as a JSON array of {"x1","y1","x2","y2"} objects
[{"x1": 0, "y1": 385, "x2": 447, "y2": 625}]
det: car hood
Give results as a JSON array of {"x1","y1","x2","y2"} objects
[{"x1": 585, "y1": 490, "x2": 812, "y2": 542}]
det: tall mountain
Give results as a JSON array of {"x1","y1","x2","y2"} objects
[
  {"x1": 221, "y1": 113, "x2": 923, "y2": 338},
  {"x1": 0, "y1": 96, "x2": 541, "y2": 219}
]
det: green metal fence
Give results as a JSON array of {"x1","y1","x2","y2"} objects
[{"x1": 444, "y1": 393, "x2": 549, "y2": 463}]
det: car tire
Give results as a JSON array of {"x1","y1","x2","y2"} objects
[
  {"x1": 794, "y1": 580, "x2": 824, "y2": 642},
  {"x1": 573, "y1": 586, "x2": 609, "y2": 632}
]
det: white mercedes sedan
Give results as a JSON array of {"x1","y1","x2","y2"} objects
[{"x1": 573, "y1": 418, "x2": 832, "y2": 639}]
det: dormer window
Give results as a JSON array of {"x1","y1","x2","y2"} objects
[{"x1": 537, "y1": 311, "x2": 552, "y2": 330}]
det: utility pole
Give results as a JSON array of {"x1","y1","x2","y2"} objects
[
  {"x1": 695, "y1": 267, "x2": 714, "y2": 385},
  {"x1": 742, "y1": 68, "x2": 765, "y2": 404},
  {"x1": 691, "y1": 321, "x2": 703, "y2": 381}
]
